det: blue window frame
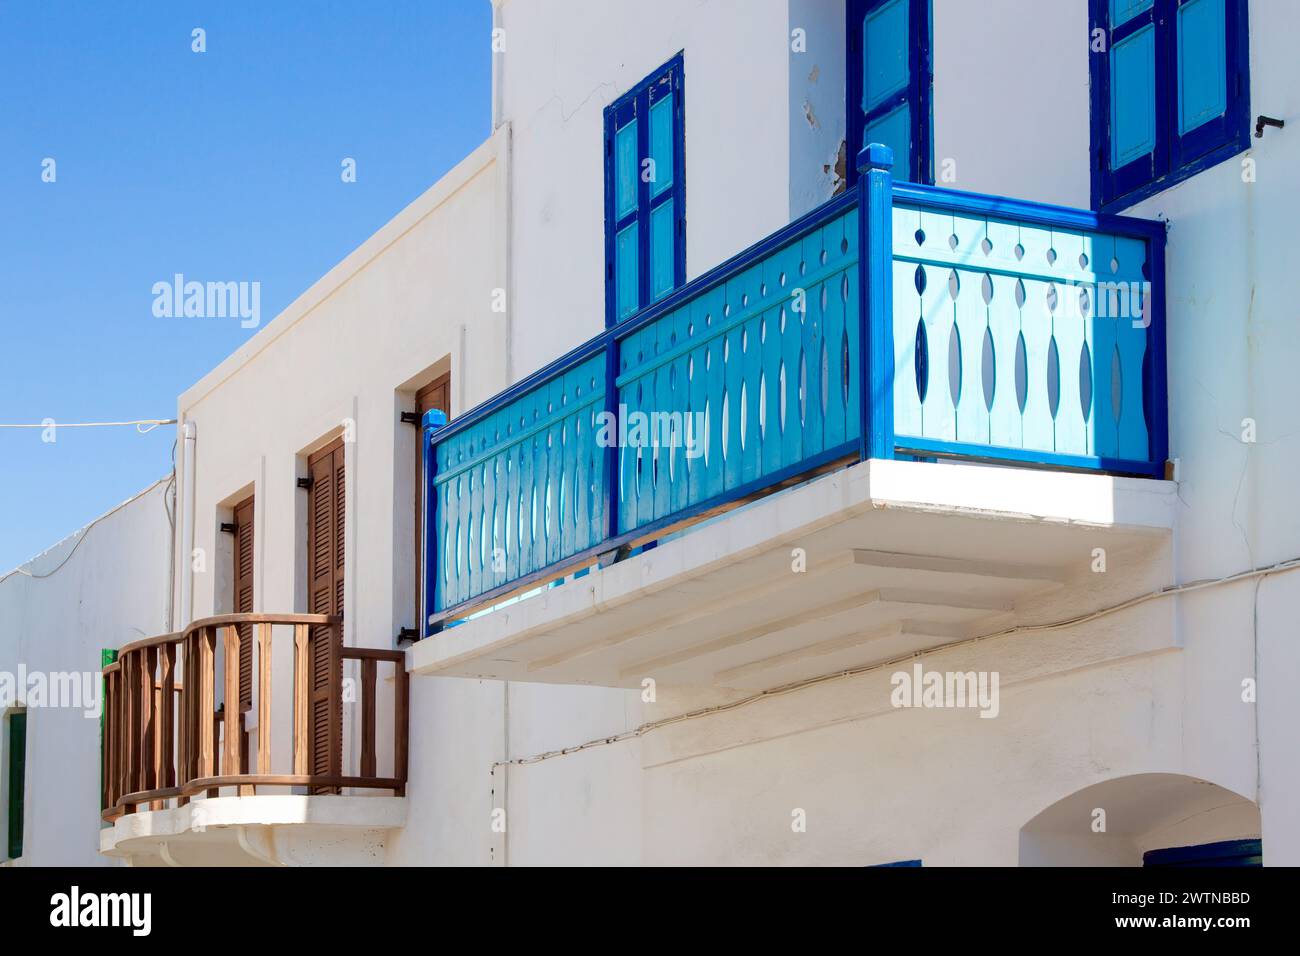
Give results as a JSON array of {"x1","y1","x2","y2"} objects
[
  {"x1": 1144, "y1": 838, "x2": 1262, "y2": 867},
  {"x1": 604, "y1": 54, "x2": 686, "y2": 326},
  {"x1": 1090, "y1": 0, "x2": 1250, "y2": 212},
  {"x1": 846, "y1": 0, "x2": 933, "y2": 186}
]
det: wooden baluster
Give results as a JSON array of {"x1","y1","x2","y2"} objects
[
  {"x1": 197, "y1": 627, "x2": 215, "y2": 788},
  {"x1": 360, "y1": 656, "x2": 377, "y2": 779},
  {"x1": 117, "y1": 662, "x2": 128, "y2": 810},
  {"x1": 394, "y1": 660, "x2": 409, "y2": 797},
  {"x1": 159, "y1": 643, "x2": 175, "y2": 799},
  {"x1": 140, "y1": 647, "x2": 156, "y2": 796},
  {"x1": 293, "y1": 623, "x2": 309, "y2": 776},
  {"x1": 177, "y1": 637, "x2": 190, "y2": 805},
  {"x1": 258, "y1": 622, "x2": 272, "y2": 775},
  {"x1": 125, "y1": 652, "x2": 140, "y2": 810},
  {"x1": 221, "y1": 625, "x2": 246, "y2": 795}
]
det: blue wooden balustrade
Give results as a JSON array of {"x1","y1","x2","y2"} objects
[{"x1": 422, "y1": 145, "x2": 1168, "y2": 631}]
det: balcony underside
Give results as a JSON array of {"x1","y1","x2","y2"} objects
[
  {"x1": 100, "y1": 795, "x2": 406, "y2": 867},
  {"x1": 410, "y1": 458, "x2": 1175, "y2": 689}
]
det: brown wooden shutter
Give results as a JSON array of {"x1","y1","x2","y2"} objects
[
  {"x1": 415, "y1": 374, "x2": 451, "y2": 623},
  {"x1": 232, "y1": 496, "x2": 255, "y2": 713},
  {"x1": 306, "y1": 440, "x2": 344, "y2": 788}
]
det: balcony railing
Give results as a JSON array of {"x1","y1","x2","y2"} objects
[
  {"x1": 102, "y1": 613, "x2": 408, "y2": 820},
  {"x1": 422, "y1": 144, "x2": 1168, "y2": 631}
]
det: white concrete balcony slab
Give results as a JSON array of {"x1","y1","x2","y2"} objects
[
  {"x1": 100, "y1": 795, "x2": 406, "y2": 867},
  {"x1": 410, "y1": 458, "x2": 1175, "y2": 690}
]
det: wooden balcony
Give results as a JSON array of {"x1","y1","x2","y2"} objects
[{"x1": 102, "y1": 613, "x2": 408, "y2": 821}]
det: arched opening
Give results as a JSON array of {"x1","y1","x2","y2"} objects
[{"x1": 1018, "y1": 773, "x2": 1261, "y2": 866}]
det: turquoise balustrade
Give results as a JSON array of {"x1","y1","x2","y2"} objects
[
  {"x1": 429, "y1": 353, "x2": 607, "y2": 612},
  {"x1": 423, "y1": 146, "x2": 1167, "y2": 630},
  {"x1": 616, "y1": 205, "x2": 860, "y2": 533},
  {"x1": 887, "y1": 190, "x2": 1164, "y2": 472}
]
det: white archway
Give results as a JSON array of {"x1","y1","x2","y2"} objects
[{"x1": 1018, "y1": 773, "x2": 1260, "y2": 866}]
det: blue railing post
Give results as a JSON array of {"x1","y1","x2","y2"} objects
[
  {"x1": 1148, "y1": 224, "x2": 1170, "y2": 477},
  {"x1": 857, "y1": 143, "x2": 895, "y2": 461},
  {"x1": 421, "y1": 408, "x2": 448, "y2": 637}
]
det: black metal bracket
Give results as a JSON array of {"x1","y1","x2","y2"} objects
[
  {"x1": 296, "y1": 476, "x2": 314, "y2": 490},
  {"x1": 395, "y1": 627, "x2": 419, "y2": 645},
  {"x1": 1255, "y1": 115, "x2": 1285, "y2": 138},
  {"x1": 219, "y1": 522, "x2": 238, "y2": 535},
  {"x1": 400, "y1": 411, "x2": 420, "y2": 426}
]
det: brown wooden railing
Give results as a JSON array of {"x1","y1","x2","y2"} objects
[{"x1": 102, "y1": 613, "x2": 408, "y2": 820}]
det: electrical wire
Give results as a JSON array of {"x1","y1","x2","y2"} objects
[
  {"x1": 492, "y1": 552, "x2": 1300, "y2": 770},
  {"x1": 0, "y1": 477, "x2": 171, "y2": 585},
  {"x1": 0, "y1": 419, "x2": 176, "y2": 433}
]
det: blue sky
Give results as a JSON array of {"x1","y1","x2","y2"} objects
[{"x1": 0, "y1": 1, "x2": 491, "y2": 572}]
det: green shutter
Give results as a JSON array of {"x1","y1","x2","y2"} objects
[{"x1": 6, "y1": 712, "x2": 25, "y2": 860}]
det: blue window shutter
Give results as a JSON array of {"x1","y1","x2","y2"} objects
[
  {"x1": 1178, "y1": 0, "x2": 1228, "y2": 135},
  {"x1": 615, "y1": 223, "x2": 640, "y2": 320},
  {"x1": 865, "y1": 102, "x2": 912, "y2": 175},
  {"x1": 648, "y1": 94, "x2": 674, "y2": 198},
  {"x1": 863, "y1": 0, "x2": 909, "y2": 112},
  {"x1": 1111, "y1": 0, "x2": 1154, "y2": 26},
  {"x1": 649, "y1": 200, "x2": 676, "y2": 302},
  {"x1": 615, "y1": 119, "x2": 639, "y2": 219},
  {"x1": 1110, "y1": 25, "x2": 1158, "y2": 169},
  {"x1": 604, "y1": 55, "x2": 686, "y2": 326},
  {"x1": 1092, "y1": 0, "x2": 1248, "y2": 211}
]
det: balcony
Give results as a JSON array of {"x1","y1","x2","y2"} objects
[
  {"x1": 412, "y1": 145, "x2": 1174, "y2": 688},
  {"x1": 100, "y1": 613, "x2": 408, "y2": 866}
]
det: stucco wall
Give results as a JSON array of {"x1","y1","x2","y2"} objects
[{"x1": 0, "y1": 480, "x2": 172, "y2": 866}]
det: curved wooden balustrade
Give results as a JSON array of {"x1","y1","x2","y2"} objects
[{"x1": 102, "y1": 613, "x2": 409, "y2": 821}]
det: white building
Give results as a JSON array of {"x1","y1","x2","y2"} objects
[{"x1": 2, "y1": 0, "x2": 1294, "y2": 867}]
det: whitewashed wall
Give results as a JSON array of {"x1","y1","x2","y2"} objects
[
  {"x1": 5, "y1": 0, "x2": 1295, "y2": 867},
  {"x1": 0, "y1": 480, "x2": 172, "y2": 866}
]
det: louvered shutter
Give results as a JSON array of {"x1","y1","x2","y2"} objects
[
  {"x1": 306, "y1": 441, "x2": 343, "y2": 789},
  {"x1": 232, "y1": 496, "x2": 255, "y2": 712}
]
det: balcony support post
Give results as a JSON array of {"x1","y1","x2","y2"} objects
[{"x1": 857, "y1": 143, "x2": 896, "y2": 462}]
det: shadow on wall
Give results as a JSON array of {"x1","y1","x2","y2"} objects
[{"x1": 1019, "y1": 772, "x2": 1260, "y2": 866}]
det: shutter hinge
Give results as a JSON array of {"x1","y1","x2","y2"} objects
[
  {"x1": 296, "y1": 476, "x2": 314, "y2": 490},
  {"x1": 400, "y1": 411, "x2": 420, "y2": 426},
  {"x1": 396, "y1": 627, "x2": 419, "y2": 645},
  {"x1": 219, "y1": 522, "x2": 238, "y2": 535}
]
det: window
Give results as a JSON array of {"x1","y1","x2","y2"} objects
[
  {"x1": 1144, "y1": 838, "x2": 1262, "y2": 867},
  {"x1": 847, "y1": 0, "x2": 933, "y2": 186},
  {"x1": 1090, "y1": 0, "x2": 1249, "y2": 211},
  {"x1": 604, "y1": 54, "x2": 686, "y2": 325},
  {"x1": 5, "y1": 710, "x2": 25, "y2": 860}
]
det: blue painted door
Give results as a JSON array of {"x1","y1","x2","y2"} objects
[{"x1": 847, "y1": 0, "x2": 932, "y2": 185}]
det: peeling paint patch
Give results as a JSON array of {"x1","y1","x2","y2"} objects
[
  {"x1": 823, "y1": 139, "x2": 849, "y2": 196},
  {"x1": 802, "y1": 100, "x2": 821, "y2": 130},
  {"x1": 808, "y1": 64, "x2": 820, "y2": 84}
]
